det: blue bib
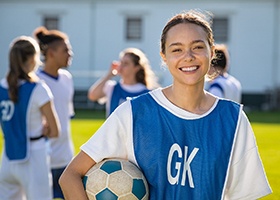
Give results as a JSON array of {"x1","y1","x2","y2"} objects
[
  {"x1": 0, "y1": 82, "x2": 36, "y2": 161},
  {"x1": 109, "y1": 82, "x2": 149, "y2": 115},
  {"x1": 131, "y1": 93, "x2": 240, "y2": 200}
]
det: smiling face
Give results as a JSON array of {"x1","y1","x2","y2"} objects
[{"x1": 161, "y1": 23, "x2": 214, "y2": 87}]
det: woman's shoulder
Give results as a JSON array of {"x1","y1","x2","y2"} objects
[
  {"x1": 32, "y1": 79, "x2": 52, "y2": 96},
  {"x1": 58, "y1": 68, "x2": 73, "y2": 78},
  {"x1": 120, "y1": 82, "x2": 148, "y2": 93},
  {"x1": 0, "y1": 78, "x2": 8, "y2": 88}
]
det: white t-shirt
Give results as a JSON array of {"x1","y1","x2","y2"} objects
[
  {"x1": 81, "y1": 88, "x2": 271, "y2": 199},
  {"x1": 37, "y1": 69, "x2": 75, "y2": 168},
  {"x1": 206, "y1": 74, "x2": 242, "y2": 103}
]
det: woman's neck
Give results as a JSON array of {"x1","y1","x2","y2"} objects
[
  {"x1": 28, "y1": 71, "x2": 40, "y2": 82},
  {"x1": 43, "y1": 63, "x2": 59, "y2": 77},
  {"x1": 162, "y1": 83, "x2": 215, "y2": 115},
  {"x1": 120, "y1": 78, "x2": 138, "y2": 85}
]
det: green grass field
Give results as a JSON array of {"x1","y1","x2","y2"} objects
[{"x1": 0, "y1": 109, "x2": 279, "y2": 199}]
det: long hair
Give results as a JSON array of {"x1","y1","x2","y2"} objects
[
  {"x1": 7, "y1": 36, "x2": 40, "y2": 102},
  {"x1": 119, "y1": 48, "x2": 159, "y2": 89}
]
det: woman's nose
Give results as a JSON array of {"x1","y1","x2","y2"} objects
[{"x1": 184, "y1": 50, "x2": 195, "y2": 62}]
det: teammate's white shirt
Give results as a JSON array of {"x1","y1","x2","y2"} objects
[
  {"x1": 206, "y1": 74, "x2": 242, "y2": 103},
  {"x1": 81, "y1": 88, "x2": 271, "y2": 200},
  {"x1": 37, "y1": 69, "x2": 74, "y2": 168}
]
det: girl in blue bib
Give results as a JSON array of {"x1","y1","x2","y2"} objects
[{"x1": 60, "y1": 10, "x2": 272, "y2": 200}]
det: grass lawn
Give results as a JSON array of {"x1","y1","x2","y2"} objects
[
  {"x1": 251, "y1": 123, "x2": 280, "y2": 200},
  {"x1": 0, "y1": 109, "x2": 279, "y2": 199},
  {"x1": 246, "y1": 111, "x2": 279, "y2": 199},
  {"x1": 71, "y1": 109, "x2": 106, "y2": 150}
]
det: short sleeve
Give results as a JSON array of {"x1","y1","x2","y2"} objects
[
  {"x1": 97, "y1": 80, "x2": 116, "y2": 105},
  {"x1": 33, "y1": 81, "x2": 53, "y2": 107},
  {"x1": 224, "y1": 111, "x2": 272, "y2": 199},
  {"x1": 80, "y1": 100, "x2": 134, "y2": 163},
  {"x1": 103, "y1": 80, "x2": 116, "y2": 96}
]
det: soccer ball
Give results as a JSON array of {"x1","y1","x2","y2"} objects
[{"x1": 82, "y1": 158, "x2": 149, "y2": 200}]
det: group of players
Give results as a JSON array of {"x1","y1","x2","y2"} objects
[
  {"x1": 0, "y1": 8, "x2": 271, "y2": 200},
  {"x1": 0, "y1": 26, "x2": 74, "y2": 199}
]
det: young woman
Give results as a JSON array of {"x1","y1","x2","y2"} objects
[
  {"x1": 205, "y1": 44, "x2": 242, "y2": 103},
  {"x1": 87, "y1": 47, "x2": 159, "y2": 117},
  {"x1": 33, "y1": 26, "x2": 75, "y2": 199},
  {"x1": 0, "y1": 36, "x2": 60, "y2": 200},
  {"x1": 59, "y1": 10, "x2": 272, "y2": 199}
]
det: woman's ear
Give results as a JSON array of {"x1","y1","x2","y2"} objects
[
  {"x1": 134, "y1": 64, "x2": 141, "y2": 73},
  {"x1": 210, "y1": 45, "x2": 215, "y2": 59},
  {"x1": 160, "y1": 52, "x2": 166, "y2": 63}
]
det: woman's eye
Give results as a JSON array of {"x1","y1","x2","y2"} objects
[
  {"x1": 194, "y1": 46, "x2": 204, "y2": 50},
  {"x1": 172, "y1": 48, "x2": 181, "y2": 53}
]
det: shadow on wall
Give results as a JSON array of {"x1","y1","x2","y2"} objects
[{"x1": 242, "y1": 89, "x2": 280, "y2": 111}]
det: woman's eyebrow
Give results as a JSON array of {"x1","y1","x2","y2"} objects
[{"x1": 168, "y1": 40, "x2": 205, "y2": 48}]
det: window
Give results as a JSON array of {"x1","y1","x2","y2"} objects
[
  {"x1": 126, "y1": 17, "x2": 142, "y2": 41},
  {"x1": 212, "y1": 18, "x2": 229, "y2": 43},
  {"x1": 44, "y1": 16, "x2": 59, "y2": 30}
]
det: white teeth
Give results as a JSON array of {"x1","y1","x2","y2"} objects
[{"x1": 181, "y1": 66, "x2": 198, "y2": 72}]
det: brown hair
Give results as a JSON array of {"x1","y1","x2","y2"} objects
[
  {"x1": 119, "y1": 48, "x2": 159, "y2": 89},
  {"x1": 211, "y1": 44, "x2": 230, "y2": 72},
  {"x1": 33, "y1": 26, "x2": 68, "y2": 58},
  {"x1": 7, "y1": 36, "x2": 40, "y2": 102},
  {"x1": 160, "y1": 9, "x2": 214, "y2": 55}
]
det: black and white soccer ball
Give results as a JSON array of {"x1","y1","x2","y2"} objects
[{"x1": 82, "y1": 158, "x2": 149, "y2": 200}]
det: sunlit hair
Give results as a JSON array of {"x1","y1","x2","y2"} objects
[
  {"x1": 7, "y1": 36, "x2": 41, "y2": 102},
  {"x1": 206, "y1": 44, "x2": 230, "y2": 80},
  {"x1": 33, "y1": 26, "x2": 68, "y2": 58},
  {"x1": 119, "y1": 48, "x2": 159, "y2": 89},
  {"x1": 211, "y1": 44, "x2": 230, "y2": 72},
  {"x1": 160, "y1": 9, "x2": 214, "y2": 55}
]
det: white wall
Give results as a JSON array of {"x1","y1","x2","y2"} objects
[
  {"x1": 0, "y1": 2, "x2": 92, "y2": 88},
  {"x1": 228, "y1": 2, "x2": 276, "y2": 93},
  {"x1": 0, "y1": 0, "x2": 279, "y2": 94}
]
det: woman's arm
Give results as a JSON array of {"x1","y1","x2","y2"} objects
[
  {"x1": 59, "y1": 151, "x2": 96, "y2": 200},
  {"x1": 40, "y1": 100, "x2": 60, "y2": 138},
  {"x1": 87, "y1": 62, "x2": 117, "y2": 101}
]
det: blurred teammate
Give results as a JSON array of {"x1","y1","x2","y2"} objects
[
  {"x1": 88, "y1": 47, "x2": 159, "y2": 117},
  {"x1": 34, "y1": 26, "x2": 75, "y2": 199},
  {"x1": 0, "y1": 36, "x2": 60, "y2": 200},
  {"x1": 206, "y1": 44, "x2": 242, "y2": 103}
]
